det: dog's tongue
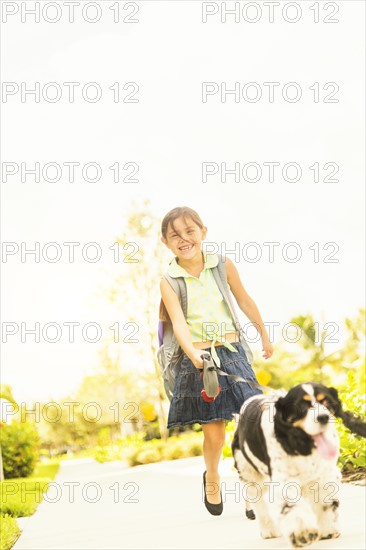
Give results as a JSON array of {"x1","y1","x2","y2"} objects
[{"x1": 312, "y1": 433, "x2": 338, "y2": 460}]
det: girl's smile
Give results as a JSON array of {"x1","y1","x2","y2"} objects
[
  {"x1": 161, "y1": 215, "x2": 208, "y2": 263},
  {"x1": 178, "y1": 243, "x2": 195, "y2": 254}
]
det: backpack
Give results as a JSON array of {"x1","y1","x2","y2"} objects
[{"x1": 157, "y1": 253, "x2": 254, "y2": 401}]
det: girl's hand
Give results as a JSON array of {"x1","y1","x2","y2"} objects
[
  {"x1": 262, "y1": 338, "x2": 274, "y2": 359},
  {"x1": 190, "y1": 350, "x2": 206, "y2": 370}
]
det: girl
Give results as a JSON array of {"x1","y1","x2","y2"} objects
[{"x1": 159, "y1": 206, "x2": 273, "y2": 516}]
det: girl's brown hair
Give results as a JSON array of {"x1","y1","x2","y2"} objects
[{"x1": 159, "y1": 206, "x2": 204, "y2": 322}]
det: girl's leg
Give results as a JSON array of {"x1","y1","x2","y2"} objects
[
  {"x1": 202, "y1": 421, "x2": 226, "y2": 505},
  {"x1": 201, "y1": 420, "x2": 255, "y2": 514}
]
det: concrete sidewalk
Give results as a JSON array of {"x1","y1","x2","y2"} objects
[{"x1": 13, "y1": 456, "x2": 365, "y2": 550}]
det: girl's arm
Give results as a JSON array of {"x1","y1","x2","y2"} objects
[
  {"x1": 160, "y1": 278, "x2": 205, "y2": 368},
  {"x1": 225, "y1": 258, "x2": 273, "y2": 359}
]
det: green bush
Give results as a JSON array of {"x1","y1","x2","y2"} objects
[
  {"x1": 131, "y1": 446, "x2": 163, "y2": 465},
  {"x1": 337, "y1": 370, "x2": 366, "y2": 471},
  {"x1": 0, "y1": 514, "x2": 21, "y2": 550},
  {"x1": 1, "y1": 421, "x2": 40, "y2": 479},
  {"x1": 126, "y1": 431, "x2": 203, "y2": 466},
  {"x1": 0, "y1": 457, "x2": 60, "y2": 550},
  {"x1": 161, "y1": 435, "x2": 202, "y2": 461},
  {"x1": 29, "y1": 460, "x2": 60, "y2": 480},
  {"x1": 0, "y1": 478, "x2": 50, "y2": 517},
  {"x1": 93, "y1": 446, "x2": 116, "y2": 463},
  {"x1": 93, "y1": 432, "x2": 143, "y2": 463},
  {"x1": 92, "y1": 430, "x2": 204, "y2": 466},
  {"x1": 222, "y1": 420, "x2": 236, "y2": 460}
]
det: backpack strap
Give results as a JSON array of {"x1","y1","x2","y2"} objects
[
  {"x1": 160, "y1": 272, "x2": 186, "y2": 372},
  {"x1": 163, "y1": 273, "x2": 187, "y2": 317},
  {"x1": 211, "y1": 254, "x2": 254, "y2": 365},
  {"x1": 213, "y1": 254, "x2": 239, "y2": 326}
]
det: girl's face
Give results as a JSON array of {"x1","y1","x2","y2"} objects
[{"x1": 161, "y1": 216, "x2": 207, "y2": 260}]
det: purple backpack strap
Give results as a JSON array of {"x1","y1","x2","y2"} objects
[{"x1": 158, "y1": 320, "x2": 164, "y2": 347}]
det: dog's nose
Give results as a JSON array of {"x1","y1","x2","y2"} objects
[{"x1": 317, "y1": 414, "x2": 329, "y2": 425}]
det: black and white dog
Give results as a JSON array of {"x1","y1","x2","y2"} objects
[{"x1": 232, "y1": 382, "x2": 366, "y2": 548}]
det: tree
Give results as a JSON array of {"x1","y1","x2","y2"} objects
[
  {"x1": 290, "y1": 310, "x2": 365, "y2": 385},
  {"x1": 253, "y1": 309, "x2": 366, "y2": 389},
  {"x1": 105, "y1": 200, "x2": 171, "y2": 439},
  {"x1": 0, "y1": 385, "x2": 18, "y2": 480}
]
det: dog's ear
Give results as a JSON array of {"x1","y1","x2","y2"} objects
[
  {"x1": 275, "y1": 396, "x2": 297, "y2": 423},
  {"x1": 328, "y1": 387, "x2": 366, "y2": 437},
  {"x1": 274, "y1": 403, "x2": 314, "y2": 456},
  {"x1": 341, "y1": 410, "x2": 366, "y2": 438},
  {"x1": 275, "y1": 396, "x2": 285, "y2": 413},
  {"x1": 326, "y1": 387, "x2": 343, "y2": 417},
  {"x1": 328, "y1": 387, "x2": 338, "y2": 399}
]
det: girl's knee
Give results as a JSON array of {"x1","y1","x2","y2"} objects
[{"x1": 203, "y1": 425, "x2": 226, "y2": 447}]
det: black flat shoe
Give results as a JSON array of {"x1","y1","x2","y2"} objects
[
  {"x1": 246, "y1": 509, "x2": 256, "y2": 520},
  {"x1": 203, "y1": 471, "x2": 223, "y2": 516}
]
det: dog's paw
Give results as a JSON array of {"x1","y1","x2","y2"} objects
[
  {"x1": 320, "y1": 531, "x2": 340, "y2": 540},
  {"x1": 260, "y1": 528, "x2": 282, "y2": 539},
  {"x1": 290, "y1": 530, "x2": 320, "y2": 548}
]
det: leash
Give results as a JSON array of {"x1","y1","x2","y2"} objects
[{"x1": 200, "y1": 352, "x2": 273, "y2": 402}]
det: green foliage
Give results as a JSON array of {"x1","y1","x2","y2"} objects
[
  {"x1": 130, "y1": 446, "x2": 163, "y2": 465},
  {"x1": 0, "y1": 455, "x2": 60, "y2": 550},
  {"x1": 290, "y1": 315, "x2": 318, "y2": 348},
  {"x1": 1, "y1": 421, "x2": 40, "y2": 479},
  {"x1": 251, "y1": 309, "x2": 365, "y2": 391},
  {"x1": 29, "y1": 460, "x2": 60, "y2": 480},
  {"x1": 109, "y1": 200, "x2": 173, "y2": 440},
  {"x1": 36, "y1": 343, "x2": 164, "y2": 457},
  {"x1": 0, "y1": 514, "x2": 21, "y2": 550},
  {"x1": 337, "y1": 368, "x2": 366, "y2": 471},
  {"x1": 0, "y1": 478, "x2": 51, "y2": 517},
  {"x1": 0, "y1": 386, "x2": 17, "y2": 407},
  {"x1": 92, "y1": 431, "x2": 203, "y2": 466},
  {"x1": 0, "y1": 421, "x2": 58, "y2": 549},
  {"x1": 222, "y1": 420, "x2": 236, "y2": 460},
  {"x1": 126, "y1": 432, "x2": 203, "y2": 466}
]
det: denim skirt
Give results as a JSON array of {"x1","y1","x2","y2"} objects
[{"x1": 167, "y1": 341, "x2": 263, "y2": 428}]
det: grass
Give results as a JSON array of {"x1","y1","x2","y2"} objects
[
  {"x1": 56, "y1": 449, "x2": 96, "y2": 461},
  {"x1": 0, "y1": 477, "x2": 52, "y2": 517},
  {"x1": 0, "y1": 515, "x2": 20, "y2": 550},
  {"x1": 29, "y1": 460, "x2": 60, "y2": 479},
  {"x1": 0, "y1": 459, "x2": 60, "y2": 550}
]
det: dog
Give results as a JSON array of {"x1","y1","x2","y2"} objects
[{"x1": 231, "y1": 382, "x2": 366, "y2": 548}]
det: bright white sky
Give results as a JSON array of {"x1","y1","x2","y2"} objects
[{"x1": 1, "y1": 1, "x2": 365, "y2": 403}]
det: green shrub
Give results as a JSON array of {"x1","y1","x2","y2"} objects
[
  {"x1": 0, "y1": 514, "x2": 21, "y2": 550},
  {"x1": 131, "y1": 447, "x2": 162, "y2": 465},
  {"x1": 128, "y1": 432, "x2": 203, "y2": 466},
  {"x1": 161, "y1": 434, "x2": 202, "y2": 461},
  {"x1": 1, "y1": 421, "x2": 40, "y2": 479},
  {"x1": 162, "y1": 440, "x2": 183, "y2": 461},
  {"x1": 337, "y1": 369, "x2": 366, "y2": 471},
  {"x1": 0, "y1": 478, "x2": 50, "y2": 517},
  {"x1": 29, "y1": 460, "x2": 60, "y2": 480},
  {"x1": 92, "y1": 430, "x2": 204, "y2": 466},
  {"x1": 222, "y1": 420, "x2": 236, "y2": 459},
  {"x1": 93, "y1": 446, "x2": 116, "y2": 463},
  {"x1": 92, "y1": 432, "x2": 145, "y2": 463},
  {"x1": 0, "y1": 458, "x2": 60, "y2": 549}
]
